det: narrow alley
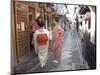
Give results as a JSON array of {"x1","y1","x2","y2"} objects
[
  {"x1": 15, "y1": 28, "x2": 89, "y2": 73},
  {"x1": 30, "y1": 28, "x2": 89, "y2": 72},
  {"x1": 12, "y1": 1, "x2": 96, "y2": 74}
]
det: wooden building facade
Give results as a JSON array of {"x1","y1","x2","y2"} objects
[{"x1": 11, "y1": 1, "x2": 58, "y2": 70}]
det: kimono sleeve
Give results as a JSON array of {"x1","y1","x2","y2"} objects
[
  {"x1": 44, "y1": 29, "x2": 50, "y2": 40},
  {"x1": 49, "y1": 30, "x2": 52, "y2": 40},
  {"x1": 34, "y1": 31, "x2": 38, "y2": 54}
]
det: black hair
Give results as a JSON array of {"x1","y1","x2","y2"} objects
[
  {"x1": 54, "y1": 16, "x2": 59, "y2": 22},
  {"x1": 36, "y1": 16, "x2": 45, "y2": 27}
]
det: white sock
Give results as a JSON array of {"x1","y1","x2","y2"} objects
[{"x1": 53, "y1": 60, "x2": 59, "y2": 63}]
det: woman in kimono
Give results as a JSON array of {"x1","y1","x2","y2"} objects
[
  {"x1": 31, "y1": 16, "x2": 41, "y2": 54},
  {"x1": 32, "y1": 17, "x2": 40, "y2": 33},
  {"x1": 52, "y1": 17, "x2": 64, "y2": 63},
  {"x1": 34, "y1": 18, "x2": 50, "y2": 68}
]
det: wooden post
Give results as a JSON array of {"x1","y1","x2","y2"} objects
[{"x1": 12, "y1": 0, "x2": 19, "y2": 64}]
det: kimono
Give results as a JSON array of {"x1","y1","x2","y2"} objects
[
  {"x1": 52, "y1": 24, "x2": 64, "y2": 62},
  {"x1": 32, "y1": 21, "x2": 40, "y2": 32},
  {"x1": 31, "y1": 21, "x2": 40, "y2": 51},
  {"x1": 34, "y1": 28, "x2": 49, "y2": 67}
]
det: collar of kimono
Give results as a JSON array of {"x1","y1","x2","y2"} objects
[{"x1": 38, "y1": 27, "x2": 44, "y2": 32}]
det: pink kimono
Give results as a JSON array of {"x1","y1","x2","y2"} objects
[
  {"x1": 31, "y1": 21, "x2": 40, "y2": 46},
  {"x1": 52, "y1": 24, "x2": 64, "y2": 62},
  {"x1": 32, "y1": 21, "x2": 40, "y2": 32}
]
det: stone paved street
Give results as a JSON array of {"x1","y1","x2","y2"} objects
[
  {"x1": 15, "y1": 29, "x2": 89, "y2": 74},
  {"x1": 14, "y1": 28, "x2": 89, "y2": 74}
]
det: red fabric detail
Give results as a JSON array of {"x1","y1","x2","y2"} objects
[{"x1": 37, "y1": 34, "x2": 48, "y2": 46}]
